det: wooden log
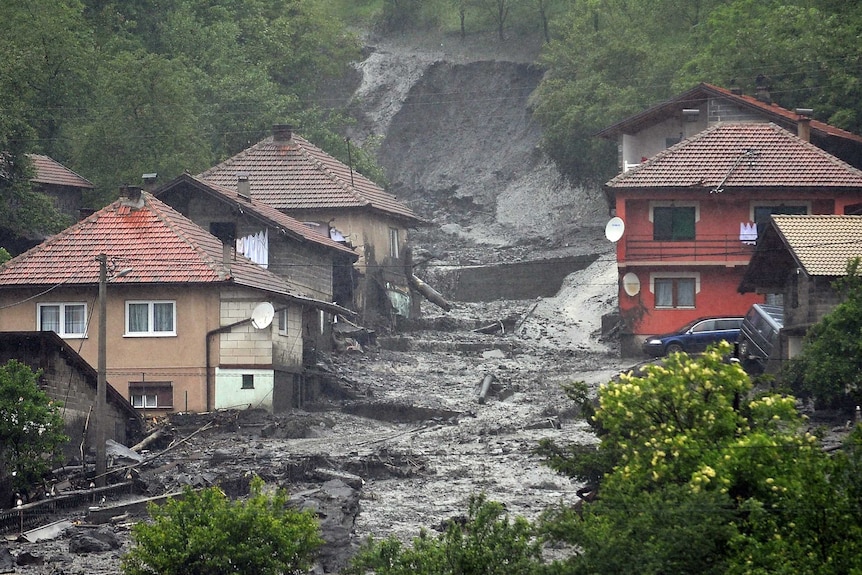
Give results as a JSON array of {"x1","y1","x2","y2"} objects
[
  {"x1": 478, "y1": 374, "x2": 495, "y2": 404},
  {"x1": 409, "y1": 274, "x2": 452, "y2": 311}
]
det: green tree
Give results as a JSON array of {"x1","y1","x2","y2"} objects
[
  {"x1": 343, "y1": 493, "x2": 543, "y2": 575},
  {"x1": 533, "y1": 0, "x2": 722, "y2": 184},
  {"x1": 538, "y1": 343, "x2": 862, "y2": 574},
  {"x1": 0, "y1": 360, "x2": 68, "y2": 495},
  {"x1": 678, "y1": 0, "x2": 862, "y2": 134},
  {"x1": 122, "y1": 475, "x2": 323, "y2": 575},
  {"x1": 783, "y1": 257, "x2": 862, "y2": 409}
]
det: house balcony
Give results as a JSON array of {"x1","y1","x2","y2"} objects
[{"x1": 621, "y1": 234, "x2": 756, "y2": 266}]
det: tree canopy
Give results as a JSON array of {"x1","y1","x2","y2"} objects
[
  {"x1": 0, "y1": 360, "x2": 68, "y2": 498},
  {"x1": 537, "y1": 343, "x2": 862, "y2": 574},
  {"x1": 122, "y1": 475, "x2": 323, "y2": 575},
  {"x1": 783, "y1": 258, "x2": 862, "y2": 409}
]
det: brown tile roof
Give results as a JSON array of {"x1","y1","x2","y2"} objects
[
  {"x1": 27, "y1": 154, "x2": 94, "y2": 188},
  {"x1": 0, "y1": 190, "x2": 293, "y2": 296},
  {"x1": 198, "y1": 129, "x2": 423, "y2": 224},
  {"x1": 605, "y1": 123, "x2": 862, "y2": 190},
  {"x1": 155, "y1": 173, "x2": 358, "y2": 260},
  {"x1": 597, "y1": 82, "x2": 862, "y2": 145},
  {"x1": 771, "y1": 214, "x2": 862, "y2": 276}
]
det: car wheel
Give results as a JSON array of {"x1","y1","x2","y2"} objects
[{"x1": 665, "y1": 342, "x2": 683, "y2": 355}]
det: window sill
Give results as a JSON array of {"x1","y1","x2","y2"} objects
[{"x1": 124, "y1": 333, "x2": 177, "y2": 338}]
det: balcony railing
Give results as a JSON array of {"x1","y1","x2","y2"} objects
[{"x1": 623, "y1": 234, "x2": 756, "y2": 263}]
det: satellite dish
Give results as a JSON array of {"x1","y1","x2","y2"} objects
[
  {"x1": 605, "y1": 217, "x2": 625, "y2": 242},
  {"x1": 250, "y1": 302, "x2": 275, "y2": 329},
  {"x1": 622, "y1": 272, "x2": 641, "y2": 297}
]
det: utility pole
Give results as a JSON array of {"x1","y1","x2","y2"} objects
[{"x1": 95, "y1": 253, "x2": 107, "y2": 487}]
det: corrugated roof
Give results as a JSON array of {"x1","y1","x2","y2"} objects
[
  {"x1": 198, "y1": 130, "x2": 423, "y2": 224},
  {"x1": 605, "y1": 123, "x2": 862, "y2": 190},
  {"x1": 597, "y1": 82, "x2": 862, "y2": 145},
  {"x1": 0, "y1": 190, "x2": 292, "y2": 296},
  {"x1": 772, "y1": 214, "x2": 862, "y2": 276},
  {"x1": 155, "y1": 173, "x2": 358, "y2": 260},
  {"x1": 27, "y1": 154, "x2": 94, "y2": 188}
]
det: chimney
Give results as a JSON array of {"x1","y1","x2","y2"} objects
[
  {"x1": 119, "y1": 185, "x2": 144, "y2": 208},
  {"x1": 141, "y1": 172, "x2": 158, "y2": 192},
  {"x1": 796, "y1": 108, "x2": 813, "y2": 142},
  {"x1": 754, "y1": 74, "x2": 771, "y2": 104},
  {"x1": 237, "y1": 172, "x2": 251, "y2": 201},
  {"x1": 272, "y1": 124, "x2": 293, "y2": 144}
]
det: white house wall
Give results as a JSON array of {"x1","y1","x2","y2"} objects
[{"x1": 214, "y1": 367, "x2": 275, "y2": 411}]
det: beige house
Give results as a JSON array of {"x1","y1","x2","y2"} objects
[
  {"x1": 597, "y1": 82, "x2": 862, "y2": 176},
  {"x1": 739, "y1": 214, "x2": 862, "y2": 365},
  {"x1": 0, "y1": 187, "x2": 349, "y2": 413},
  {"x1": 154, "y1": 173, "x2": 359, "y2": 352},
  {"x1": 197, "y1": 125, "x2": 426, "y2": 324}
]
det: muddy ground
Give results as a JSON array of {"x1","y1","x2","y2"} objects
[
  {"x1": 2, "y1": 251, "x2": 627, "y2": 575},
  {"x1": 1, "y1": 29, "x2": 630, "y2": 574}
]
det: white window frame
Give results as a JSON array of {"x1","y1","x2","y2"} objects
[
  {"x1": 37, "y1": 302, "x2": 87, "y2": 338},
  {"x1": 125, "y1": 300, "x2": 176, "y2": 337},
  {"x1": 130, "y1": 393, "x2": 158, "y2": 408},
  {"x1": 389, "y1": 227, "x2": 400, "y2": 259},
  {"x1": 278, "y1": 308, "x2": 289, "y2": 336},
  {"x1": 649, "y1": 272, "x2": 701, "y2": 309}
]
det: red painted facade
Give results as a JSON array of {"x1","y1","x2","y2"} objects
[{"x1": 605, "y1": 123, "x2": 862, "y2": 355}]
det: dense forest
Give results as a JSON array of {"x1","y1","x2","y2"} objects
[{"x1": 1, "y1": 0, "x2": 861, "y2": 239}]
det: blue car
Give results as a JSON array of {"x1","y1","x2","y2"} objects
[{"x1": 642, "y1": 316, "x2": 744, "y2": 357}]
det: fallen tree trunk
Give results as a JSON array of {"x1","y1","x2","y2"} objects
[
  {"x1": 409, "y1": 274, "x2": 452, "y2": 312},
  {"x1": 478, "y1": 374, "x2": 495, "y2": 404}
]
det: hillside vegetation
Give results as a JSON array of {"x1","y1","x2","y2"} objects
[{"x1": 1, "y1": 0, "x2": 860, "y2": 237}]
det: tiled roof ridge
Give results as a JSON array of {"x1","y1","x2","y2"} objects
[
  {"x1": 606, "y1": 122, "x2": 862, "y2": 187},
  {"x1": 293, "y1": 138, "x2": 371, "y2": 207},
  {"x1": 141, "y1": 192, "x2": 227, "y2": 279},
  {"x1": 700, "y1": 83, "x2": 862, "y2": 143},
  {"x1": 26, "y1": 153, "x2": 95, "y2": 188},
  {"x1": 183, "y1": 174, "x2": 357, "y2": 257}
]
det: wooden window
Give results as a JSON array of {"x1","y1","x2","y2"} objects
[
  {"x1": 653, "y1": 206, "x2": 696, "y2": 241},
  {"x1": 241, "y1": 374, "x2": 255, "y2": 389},
  {"x1": 654, "y1": 277, "x2": 696, "y2": 308}
]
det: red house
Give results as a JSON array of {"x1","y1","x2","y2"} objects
[{"x1": 604, "y1": 122, "x2": 862, "y2": 356}]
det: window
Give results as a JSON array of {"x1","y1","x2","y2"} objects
[
  {"x1": 690, "y1": 319, "x2": 715, "y2": 333},
  {"x1": 37, "y1": 303, "x2": 87, "y2": 338},
  {"x1": 752, "y1": 204, "x2": 808, "y2": 238},
  {"x1": 389, "y1": 227, "x2": 400, "y2": 258},
  {"x1": 241, "y1": 374, "x2": 255, "y2": 389},
  {"x1": 652, "y1": 275, "x2": 698, "y2": 308},
  {"x1": 278, "y1": 308, "x2": 288, "y2": 335},
  {"x1": 210, "y1": 221, "x2": 236, "y2": 243},
  {"x1": 126, "y1": 301, "x2": 175, "y2": 336},
  {"x1": 129, "y1": 382, "x2": 173, "y2": 409},
  {"x1": 653, "y1": 206, "x2": 696, "y2": 240}
]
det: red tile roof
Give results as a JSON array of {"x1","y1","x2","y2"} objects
[
  {"x1": 597, "y1": 82, "x2": 862, "y2": 145},
  {"x1": 27, "y1": 154, "x2": 94, "y2": 188},
  {"x1": 605, "y1": 123, "x2": 862, "y2": 190},
  {"x1": 198, "y1": 130, "x2": 423, "y2": 224},
  {"x1": 0, "y1": 190, "x2": 293, "y2": 296},
  {"x1": 155, "y1": 173, "x2": 358, "y2": 260}
]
